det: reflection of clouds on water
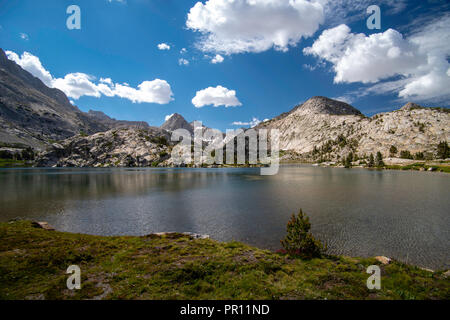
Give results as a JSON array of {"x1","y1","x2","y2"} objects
[{"x1": 0, "y1": 166, "x2": 449, "y2": 269}]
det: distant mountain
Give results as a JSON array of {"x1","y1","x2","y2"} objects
[
  {"x1": 34, "y1": 95, "x2": 450, "y2": 167},
  {"x1": 86, "y1": 110, "x2": 149, "y2": 130},
  {"x1": 257, "y1": 96, "x2": 450, "y2": 160},
  {"x1": 0, "y1": 48, "x2": 150, "y2": 150},
  {"x1": 161, "y1": 113, "x2": 193, "y2": 134}
]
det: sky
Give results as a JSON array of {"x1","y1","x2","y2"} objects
[{"x1": 0, "y1": 0, "x2": 449, "y2": 131}]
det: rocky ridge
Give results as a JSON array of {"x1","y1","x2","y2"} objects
[
  {"x1": 257, "y1": 97, "x2": 450, "y2": 161},
  {"x1": 0, "y1": 48, "x2": 151, "y2": 151},
  {"x1": 36, "y1": 127, "x2": 172, "y2": 167}
]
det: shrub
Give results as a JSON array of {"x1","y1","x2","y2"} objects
[
  {"x1": 400, "y1": 150, "x2": 413, "y2": 159},
  {"x1": 368, "y1": 153, "x2": 375, "y2": 167},
  {"x1": 151, "y1": 136, "x2": 169, "y2": 146},
  {"x1": 389, "y1": 145, "x2": 397, "y2": 157},
  {"x1": 344, "y1": 152, "x2": 353, "y2": 168},
  {"x1": 0, "y1": 150, "x2": 13, "y2": 159},
  {"x1": 280, "y1": 209, "x2": 325, "y2": 259},
  {"x1": 437, "y1": 141, "x2": 449, "y2": 159},
  {"x1": 151, "y1": 161, "x2": 159, "y2": 167},
  {"x1": 376, "y1": 151, "x2": 384, "y2": 167},
  {"x1": 159, "y1": 151, "x2": 168, "y2": 158},
  {"x1": 414, "y1": 152, "x2": 424, "y2": 160}
]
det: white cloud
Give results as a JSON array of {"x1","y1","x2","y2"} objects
[
  {"x1": 52, "y1": 73, "x2": 103, "y2": 99},
  {"x1": 186, "y1": 0, "x2": 325, "y2": 54},
  {"x1": 157, "y1": 43, "x2": 171, "y2": 50},
  {"x1": 19, "y1": 33, "x2": 29, "y2": 40},
  {"x1": 192, "y1": 85, "x2": 242, "y2": 108},
  {"x1": 304, "y1": 25, "x2": 424, "y2": 84},
  {"x1": 180, "y1": 48, "x2": 187, "y2": 54},
  {"x1": 178, "y1": 58, "x2": 189, "y2": 66},
  {"x1": 304, "y1": 15, "x2": 450, "y2": 102},
  {"x1": 6, "y1": 50, "x2": 174, "y2": 104},
  {"x1": 6, "y1": 51, "x2": 53, "y2": 86},
  {"x1": 211, "y1": 54, "x2": 224, "y2": 64},
  {"x1": 232, "y1": 117, "x2": 262, "y2": 127},
  {"x1": 322, "y1": 0, "x2": 407, "y2": 26},
  {"x1": 165, "y1": 114, "x2": 174, "y2": 121},
  {"x1": 100, "y1": 77, "x2": 113, "y2": 85}
]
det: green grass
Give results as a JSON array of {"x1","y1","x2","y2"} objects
[
  {"x1": 0, "y1": 221, "x2": 448, "y2": 300},
  {"x1": 384, "y1": 163, "x2": 450, "y2": 173},
  {"x1": 0, "y1": 159, "x2": 30, "y2": 168}
]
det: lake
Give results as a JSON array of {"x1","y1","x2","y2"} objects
[{"x1": 0, "y1": 166, "x2": 449, "y2": 269}]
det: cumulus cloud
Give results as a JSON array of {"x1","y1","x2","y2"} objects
[
  {"x1": 304, "y1": 14, "x2": 450, "y2": 102},
  {"x1": 178, "y1": 58, "x2": 189, "y2": 66},
  {"x1": 6, "y1": 51, "x2": 53, "y2": 86},
  {"x1": 211, "y1": 54, "x2": 224, "y2": 64},
  {"x1": 110, "y1": 80, "x2": 174, "y2": 104},
  {"x1": 157, "y1": 43, "x2": 171, "y2": 50},
  {"x1": 303, "y1": 25, "x2": 424, "y2": 84},
  {"x1": 186, "y1": 0, "x2": 325, "y2": 54},
  {"x1": 6, "y1": 50, "x2": 174, "y2": 104},
  {"x1": 192, "y1": 85, "x2": 242, "y2": 108}
]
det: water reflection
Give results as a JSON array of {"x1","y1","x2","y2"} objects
[{"x1": 0, "y1": 166, "x2": 448, "y2": 269}]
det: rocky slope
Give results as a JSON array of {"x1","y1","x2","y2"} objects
[
  {"x1": 36, "y1": 127, "x2": 172, "y2": 167},
  {"x1": 161, "y1": 113, "x2": 194, "y2": 134},
  {"x1": 0, "y1": 48, "x2": 150, "y2": 150},
  {"x1": 35, "y1": 97, "x2": 450, "y2": 168},
  {"x1": 257, "y1": 97, "x2": 450, "y2": 162}
]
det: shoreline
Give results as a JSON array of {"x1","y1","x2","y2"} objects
[
  {"x1": 1, "y1": 161, "x2": 449, "y2": 173},
  {"x1": 1, "y1": 220, "x2": 448, "y2": 300}
]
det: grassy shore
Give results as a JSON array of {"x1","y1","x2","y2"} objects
[
  {"x1": 383, "y1": 162, "x2": 450, "y2": 173},
  {"x1": 0, "y1": 221, "x2": 448, "y2": 300},
  {"x1": 0, "y1": 159, "x2": 31, "y2": 168}
]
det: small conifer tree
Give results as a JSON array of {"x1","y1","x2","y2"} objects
[{"x1": 280, "y1": 209, "x2": 325, "y2": 259}]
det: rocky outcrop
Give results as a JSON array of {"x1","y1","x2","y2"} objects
[
  {"x1": 375, "y1": 256, "x2": 392, "y2": 265},
  {"x1": 36, "y1": 127, "x2": 172, "y2": 167},
  {"x1": 0, "y1": 48, "x2": 150, "y2": 150},
  {"x1": 161, "y1": 113, "x2": 193, "y2": 134},
  {"x1": 257, "y1": 97, "x2": 450, "y2": 161}
]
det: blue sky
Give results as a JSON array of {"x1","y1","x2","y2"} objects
[{"x1": 1, "y1": 0, "x2": 449, "y2": 131}]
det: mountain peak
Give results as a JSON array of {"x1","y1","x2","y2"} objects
[
  {"x1": 296, "y1": 96, "x2": 363, "y2": 116},
  {"x1": 161, "y1": 113, "x2": 193, "y2": 133},
  {"x1": 400, "y1": 102, "x2": 422, "y2": 111}
]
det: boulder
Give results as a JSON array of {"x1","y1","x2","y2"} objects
[
  {"x1": 375, "y1": 256, "x2": 391, "y2": 265},
  {"x1": 32, "y1": 221, "x2": 55, "y2": 231}
]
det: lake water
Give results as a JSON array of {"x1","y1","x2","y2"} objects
[{"x1": 0, "y1": 166, "x2": 449, "y2": 269}]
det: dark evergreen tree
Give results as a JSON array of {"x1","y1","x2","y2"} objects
[
  {"x1": 368, "y1": 153, "x2": 375, "y2": 167},
  {"x1": 437, "y1": 141, "x2": 449, "y2": 159},
  {"x1": 389, "y1": 145, "x2": 397, "y2": 157},
  {"x1": 376, "y1": 151, "x2": 384, "y2": 167},
  {"x1": 280, "y1": 209, "x2": 325, "y2": 259}
]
